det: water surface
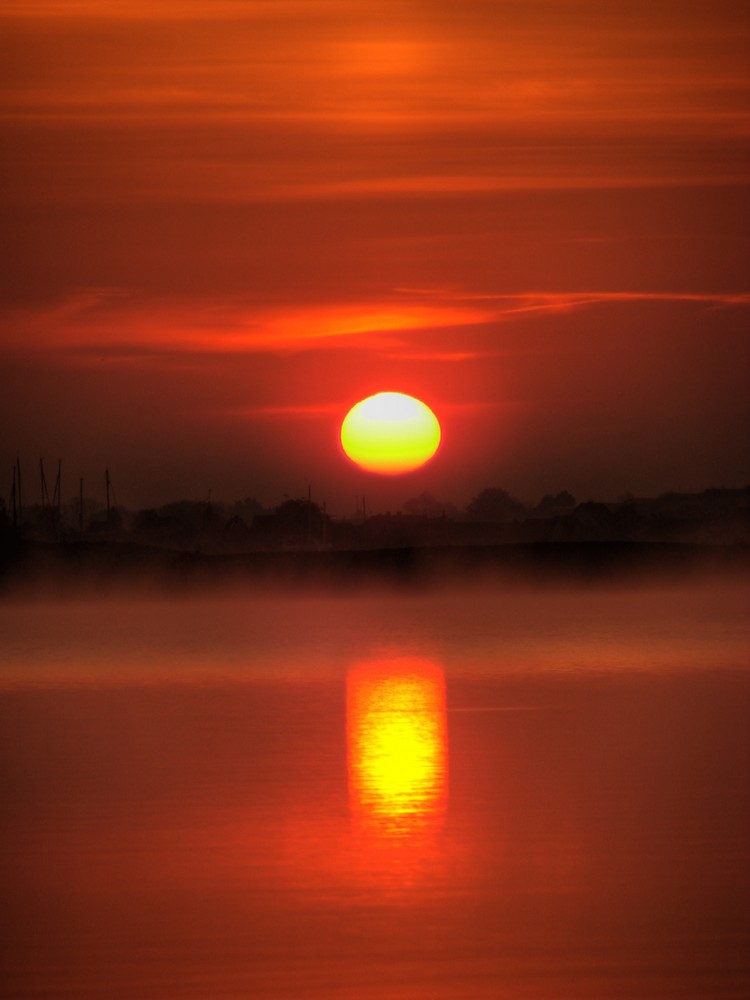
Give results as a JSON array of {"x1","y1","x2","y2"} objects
[{"x1": 1, "y1": 583, "x2": 748, "y2": 998}]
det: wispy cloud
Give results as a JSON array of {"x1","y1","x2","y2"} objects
[
  {"x1": 2, "y1": 0, "x2": 747, "y2": 205},
  {"x1": 0, "y1": 291, "x2": 494, "y2": 357},
  {"x1": 382, "y1": 350, "x2": 485, "y2": 362},
  {"x1": 449, "y1": 290, "x2": 750, "y2": 318},
  {"x1": 3, "y1": 288, "x2": 747, "y2": 363},
  {"x1": 0, "y1": 1, "x2": 330, "y2": 20},
  {"x1": 229, "y1": 404, "x2": 339, "y2": 418}
]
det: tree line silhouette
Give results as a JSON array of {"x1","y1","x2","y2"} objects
[{"x1": 2, "y1": 482, "x2": 747, "y2": 553}]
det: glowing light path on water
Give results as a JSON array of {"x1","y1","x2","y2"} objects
[{"x1": 346, "y1": 656, "x2": 448, "y2": 837}]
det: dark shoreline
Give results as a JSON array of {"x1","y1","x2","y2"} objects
[{"x1": 2, "y1": 538, "x2": 748, "y2": 594}]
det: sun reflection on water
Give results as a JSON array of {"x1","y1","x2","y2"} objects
[{"x1": 346, "y1": 656, "x2": 448, "y2": 839}]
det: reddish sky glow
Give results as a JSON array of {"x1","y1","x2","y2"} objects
[{"x1": 1, "y1": 0, "x2": 748, "y2": 513}]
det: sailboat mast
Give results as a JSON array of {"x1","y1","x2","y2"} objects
[
  {"x1": 53, "y1": 460, "x2": 61, "y2": 510},
  {"x1": 40, "y1": 457, "x2": 50, "y2": 509},
  {"x1": 16, "y1": 456, "x2": 23, "y2": 524},
  {"x1": 11, "y1": 464, "x2": 17, "y2": 527}
]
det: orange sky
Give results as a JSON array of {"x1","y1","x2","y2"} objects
[{"x1": 1, "y1": 0, "x2": 749, "y2": 512}]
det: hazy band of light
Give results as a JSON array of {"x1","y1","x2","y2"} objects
[{"x1": 2, "y1": 289, "x2": 747, "y2": 358}]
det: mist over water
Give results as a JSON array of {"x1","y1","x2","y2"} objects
[{"x1": 2, "y1": 580, "x2": 749, "y2": 999}]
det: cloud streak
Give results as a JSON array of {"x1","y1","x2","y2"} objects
[
  {"x1": 0, "y1": 292, "x2": 494, "y2": 357},
  {"x1": 453, "y1": 290, "x2": 750, "y2": 317},
  {"x1": 2, "y1": 0, "x2": 747, "y2": 206},
  {"x1": 2, "y1": 288, "x2": 747, "y2": 365}
]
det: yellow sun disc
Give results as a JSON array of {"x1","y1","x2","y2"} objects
[{"x1": 340, "y1": 392, "x2": 441, "y2": 475}]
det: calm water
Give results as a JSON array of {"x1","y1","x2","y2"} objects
[{"x1": 1, "y1": 583, "x2": 749, "y2": 999}]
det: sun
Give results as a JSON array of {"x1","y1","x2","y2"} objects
[{"x1": 340, "y1": 392, "x2": 441, "y2": 474}]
